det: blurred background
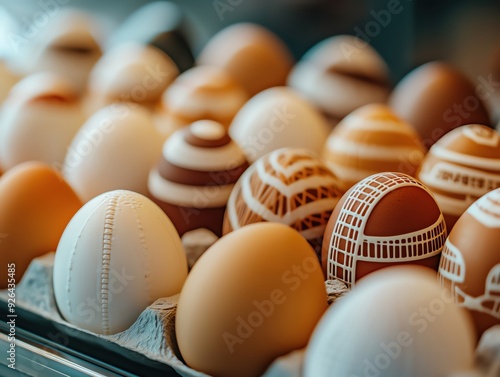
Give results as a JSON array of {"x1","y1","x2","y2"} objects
[{"x1": 0, "y1": 0, "x2": 499, "y2": 83}]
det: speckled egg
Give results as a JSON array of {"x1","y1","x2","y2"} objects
[
  {"x1": 418, "y1": 124, "x2": 500, "y2": 230},
  {"x1": 322, "y1": 172, "x2": 447, "y2": 286},
  {"x1": 322, "y1": 104, "x2": 426, "y2": 191},
  {"x1": 149, "y1": 120, "x2": 248, "y2": 237},
  {"x1": 224, "y1": 148, "x2": 343, "y2": 258}
]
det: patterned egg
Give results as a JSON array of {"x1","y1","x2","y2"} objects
[
  {"x1": 390, "y1": 61, "x2": 491, "y2": 149},
  {"x1": 438, "y1": 188, "x2": 500, "y2": 338},
  {"x1": 288, "y1": 35, "x2": 390, "y2": 127},
  {"x1": 322, "y1": 172, "x2": 447, "y2": 286},
  {"x1": 197, "y1": 23, "x2": 294, "y2": 97},
  {"x1": 322, "y1": 104, "x2": 426, "y2": 191},
  {"x1": 149, "y1": 120, "x2": 248, "y2": 237},
  {"x1": 0, "y1": 72, "x2": 86, "y2": 171},
  {"x1": 418, "y1": 124, "x2": 500, "y2": 231},
  {"x1": 223, "y1": 148, "x2": 344, "y2": 258},
  {"x1": 229, "y1": 87, "x2": 330, "y2": 163},
  {"x1": 156, "y1": 66, "x2": 249, "y2": 137},
  {"x1": 86, "y1": 43, "x2": 179, "y2": 113}
]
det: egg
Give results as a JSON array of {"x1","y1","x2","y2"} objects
[
  {"x1": 322, "y1": 104, "x2": 426, "y2": 191},
  {"x1": 418, "y1": 124, "x2": 500, "y2": 230},
  {"x1": 53, "y1": 189, "x2": 188, "y2": 335},
  {"x1": 176, "y1": 222, "x2": 327, "y2": 377},
  {"x1": 0, "y1": 60, "x2": 19, "y2": 105},
  {"x1": 197, "y1": 23, "x2": 294, "y2": 96},
  {"x1": 63, "y1": 104, "x2": 163, "y2": 202},
  {"x1": 106, "y1": 1, "x2": 194, "y2": 72},
  {"x1": 223, "y1": 148, "x2": 343, "y2": 258},
  {"x1": 0, "y1": 161, "x2": 82, "y2": 288},
  {"x1": 149, "y1": 120, "x2": 248, "y2": 237},
  {"x1": 304, "y1": 266, "x2": 476, "y2": 377},
  {"x1": 288, "y1": 35, "x2": 391, "y2": 127},
  {"x1": 0, "y1": 72, "x2": 86, "y2": 171},
  {"x1": 322, "y1": 172, "x2": 447, "y2": 286},
  {"x1": 16, "y1": 10, "x2": 102, "y2": 94},
  {"x1": 156, "y1": 66, "x2": 249, "y2": 137},
  {"x1": 85, "y1": 43, "x2": 179, "y2": 114},
  {"x1": 229, "y1": 87, "x2": 330, "y2": 163},
  {"x1": 438, "y1": 187, "x2": 500, "y2": 338},
  {"x1": 390, "y1": 61, "x2": 491, "y2": 149}
]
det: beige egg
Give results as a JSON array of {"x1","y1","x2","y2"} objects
[
  {"x1": 197, "y1": 23, "x2": 294, "y2": 97},
  {"x1": 418, "y1": 124, "x2": 500, "y2": 231},
  {"x1": 155, "y1": 66, "x2": 249, "y2": 138},
  {"x1": 176, "y1": 222, "x2": 327, "y2": 377},
  {"x1": 86, "y1": 43, "x2": 179, "y2": 114},
  {"x1": 0, "y1": 60, "x2": 19, "y2": 105},
  {"x1": 229, "y1": 87, "x2": 330, "y2": 163},
  {"x1": 63, "y1": 104, "x2": 163, "y2": 202},
  {"x1": 0, "y1": 72, "x2": 86, "y2": 171},
  {"x1": 305, "y1": 266, "x2": 476, "y2": 377},
  {"x1": 322, "y1": 104, "x2": 426, "y2": 191},
  {"x1": 288, "y1": 35, "x2": 390, "y2": 127}
]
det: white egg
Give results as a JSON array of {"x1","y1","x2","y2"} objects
[
  {"x1": 229, "y1": 87, "x2": 329, "y2": 163},
  {"x1": 0, "y1": 72, "x2": 85, "y2": 171},
  {"x1": 53, "y1": 189, "x2": 188, "y2": 335},
  {"x1": 63, "y1": 104, "x2": 163, "y2": 202},
  {"x1": 304, "y1": 266, "x2": 476, "y2": 377}
]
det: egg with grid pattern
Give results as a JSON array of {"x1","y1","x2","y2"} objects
[
  {"x1": 321, "y1": 172, "x2": 447, "y2": 286},
  {"x1": 322, "y1": 104, "x2": 426, "y2": 191},
  {"x1": 438, "y1": 188, "x2": 500, "y2": 339},
  {"x1": 149, "y1": 120, "x2": 248, "y2": 237},
  {"x1": 53, "y1": 189, "x2": 188, "y2": 335},
  {"x1": 223, "y1": 148, "x2": 344, "y2": 259},
  {"x1": 417, "y1": 124, "x2": 500, "y2": 231}
]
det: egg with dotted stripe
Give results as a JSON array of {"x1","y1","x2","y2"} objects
[{"x1": 53, "y1": 189, "x2": 188, "y2": 335}]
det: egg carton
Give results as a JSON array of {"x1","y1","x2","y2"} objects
[{"x1": 0, "y1": 232, "x2": 350, "y2": 377}]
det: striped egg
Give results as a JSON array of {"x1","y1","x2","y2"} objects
[
  {"x1": 322, "y1": 104, "x2": 426, "y2": 191},
  {"x1": 148, "y1": 120, "x2": 248, "y2": 237},
  {"x1": 156, "y1": 66, "x2": 249, "y2": 137},
  {"x1": 223, "y1": 148, "x2": 344, "y2": 258},
  {"x1": 418, "y1": 124, "x2": 500, "y2": 231}
]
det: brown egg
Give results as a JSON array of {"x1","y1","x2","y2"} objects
[
  {"x1": 176, "y1": 222, "x2": 328, "y2": 377},
  {"x1": 438, "y1": 188, "x2": 500, "y2": 339},
  {"x1": 224, "y1": 148, "x2": 343, "y2": 258},
  {"x1": 288, "y1": 35, "x2": 391, "y2": 127},
  {"x1": 418, "y1": 124, "x2": 500, "y2": 231},
  {"x1": 322, "y1": 172, "x2": 447, "y2": 286},
  {"x1": 149, "y1": 120, "x2": 248, "y2": 237},
  {"x1": 197, "y1": 23, "x2": 294, "y2": 96},
  {"x1": 156, "y1": 66, "x2": 249, "y2": 137},
  {"x1": 0, "y1": 162, "x2": 82, "y2": 287},
  {"x1": 322, "y1": 104, "x2": 426, "y2": 191},
  {"x1": 390, "y1": 61, "x2": 491, "y2": 149}
]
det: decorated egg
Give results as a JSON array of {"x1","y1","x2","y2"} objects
[
  {"x1": 176, "y1": 222, "x2": 327, "y2": 377},
  {"x1": 17, "y1": 10, "x2": 102, "y2": 94},
  {"x1": 438, "y1": 188, "x2": 500, "y2": 338},
  {"x1": 418, "y1": 124, "x2": 500, "y2": 230},
  {"x1": 0, "y1": 162, "x2": 82, "y2": 288},
  {"x1": 322, "y1": 104, "x2": 426, "y2": 191},
  {"x1": 197, "y1": 23, "x2": 294, "y2": 96},
  {"x1": 53, "y1": 190, "x2": 188, "y2": 335},
  {"x1": 156, "y1": 66, "x2": 249, "y2": 137},
  {"x1": 63, "y1": 104, "x2": 163, "y2": 202},
  {"x1": 149, "y1": 120, "x2": 248, "y2": 237},
  {"x1": 390, "y1": 61, "x2": 491, "y2": 149},
  {"x1": 0, "y1": 73, "x2": 85, "y2": 171},
  {"x1": 322, "y1": 172, "x2": 447, "y2": 286},
  {"x1": 304, "y1": 266, "x2": 476, "y2": 377},
  {"x1": 229, "y1": 87, "x2": 330, "y2": 163},
  {"x1": 224, "y1": 148, "x2": 343, "y2": 258},
  {"x1": 86, "y1": 43, "x2": 179, "y2": 113},
  {"x1": 288, "y1": 35, "x2": 391, "y2": 127}
]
